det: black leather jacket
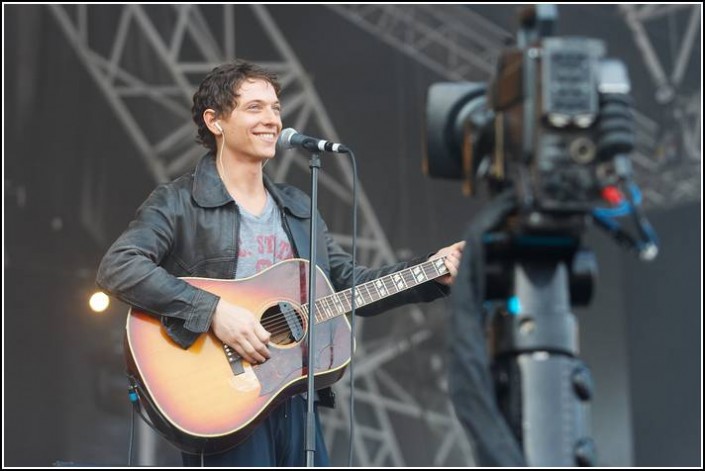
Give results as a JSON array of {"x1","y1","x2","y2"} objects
[{"x1": 97, "y1": 153, "x2": 448, "y2": 348}]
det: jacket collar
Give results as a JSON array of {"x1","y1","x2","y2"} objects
[
  {"x1": 192, "y1": 153, "x2": 310, "y2": 218},
  {"x1": 192, "y1": 153, "x2": 232, "y2": 208},
  {"x1": 263, "y1": 175, "x2": 310, "y2": 218}
]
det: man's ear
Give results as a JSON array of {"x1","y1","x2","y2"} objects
[{"x1": 203, "y1": 109, "x2": 220, "y2": 134}]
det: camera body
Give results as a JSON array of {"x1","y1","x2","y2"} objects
[{"x1": 424, "y1": 30, "x2": 634, "y2": 234}]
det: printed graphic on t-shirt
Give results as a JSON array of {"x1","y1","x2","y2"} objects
[
  {"x1": 238, "y1": 234, "x2": 294, "y2": 273},
  {"x1": 235, "y1": 192, "x2": 294, "y2": 280}
]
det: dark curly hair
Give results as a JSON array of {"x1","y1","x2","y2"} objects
[{"x1": 192, "y1": 60, "x2": 281, "y2": 154}]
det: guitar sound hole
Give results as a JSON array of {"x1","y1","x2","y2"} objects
[{"x1": 261, "y1": 302, "x2": 306, "y2": 346}]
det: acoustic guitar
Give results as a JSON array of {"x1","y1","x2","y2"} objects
[{"x1": 125, "y1": 256, "x2": 449, "y2": 454}]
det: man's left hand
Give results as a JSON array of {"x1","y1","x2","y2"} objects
[{"x1": 431, "y1": 241, "x2": 466, "y2": 286}]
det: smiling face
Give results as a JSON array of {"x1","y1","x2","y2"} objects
[{"x1": 219, "y1": 78, "x2": 282, "y2": 162}]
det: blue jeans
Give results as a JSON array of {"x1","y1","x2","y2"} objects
[{"x1": 181, "y1": 395, "x2": 330, "y2": 467}]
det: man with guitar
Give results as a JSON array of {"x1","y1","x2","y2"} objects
[{"x1": 97, "y1": 60, "x2": 464, "y2": 466}]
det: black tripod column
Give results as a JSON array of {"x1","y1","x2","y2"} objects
[{"x1": 491, "y1": 259, "x2": 596, "y2": 466}]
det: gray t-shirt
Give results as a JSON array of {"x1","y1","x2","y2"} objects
[
  {"x1": 235, "y1": 191, "x2": 294, "y2": 279},
  {"x1": 235, "y1": 191, "x2": 322, "y2": 403}
]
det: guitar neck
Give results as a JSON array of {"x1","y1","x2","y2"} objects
[{"x1": 305, "y1": 256, "x2": 448, "y2": 323}]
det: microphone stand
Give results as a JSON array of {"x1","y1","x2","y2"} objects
[{"x1": 305, "y1": 152, "x2": 321, "y2": 467}]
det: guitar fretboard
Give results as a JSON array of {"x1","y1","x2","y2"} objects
[{"x1": 302, "y1": 257, "x2": 448, "y2": 323}]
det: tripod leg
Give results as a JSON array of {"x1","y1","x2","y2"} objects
[{"x1": 492, "y1": 260, "x2": 596, "y2": 466}]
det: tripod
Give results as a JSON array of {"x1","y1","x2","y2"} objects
[
  {"x1": 448, "y1": 179, "x2": 656, "y2": 466},
  {"x1": 486, "y1": 238, "x2": 597, "y2": 466}
]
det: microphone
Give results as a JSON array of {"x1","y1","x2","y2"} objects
[{"x1": 276, "y1": 128, "x2": 350, "y2": 153}]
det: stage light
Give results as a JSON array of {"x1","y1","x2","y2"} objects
[{"x1": 89, "y1": 291, "x2": 110, "y2": 313}]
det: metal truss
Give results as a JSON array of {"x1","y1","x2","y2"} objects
[
  {"x1": 48, "y1": 4, "x2": 473, "y2": 466},
  {"x1": 619, "y1": 4, "x2": 701, "y2": 208},
  {"x1": 331, "y1": 4, "x2": 701, "y2": 210},
  {"x1": 327, "y1": 4, "x2": 512, "y2": 81}
]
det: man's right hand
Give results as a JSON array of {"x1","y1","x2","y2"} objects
[{"x1": 211, "y1": 299, "x2": 271, "y2": 364}]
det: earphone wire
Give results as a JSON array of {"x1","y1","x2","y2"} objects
[
  {"x1": 217, "y1": 125, "x2": 271, "y2": 175},
  {"x1": 217, "y1": 126, "x2": 228, "y2": 184}
]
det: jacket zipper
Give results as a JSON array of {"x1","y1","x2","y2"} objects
[
  {"x1": 233, "y1": 205, "x2": 241, "y2": 279},
  {"x1": 280, "y1": 208, "x2": 299, "y2": 257}
]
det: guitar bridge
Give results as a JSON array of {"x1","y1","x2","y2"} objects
[{"x1": 223, "y1": 344, "x2": 245, "y2": 376}]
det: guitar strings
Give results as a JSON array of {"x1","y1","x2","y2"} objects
[
  {"x1": 256, "y1": 278, "x2": 397, "y2": 334},
  {"x1": 238, "y1": 258, "x2": 449, "y2": 339},
  {"x1": 257, "y1": 303, "x2": 332, "y2": 336},
  {"x1": 254, "y1": 291, "x2": 362, "y2": 337},
  {"x1": 258, "y1": 260, "x2": 448, "y2": 336}
]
